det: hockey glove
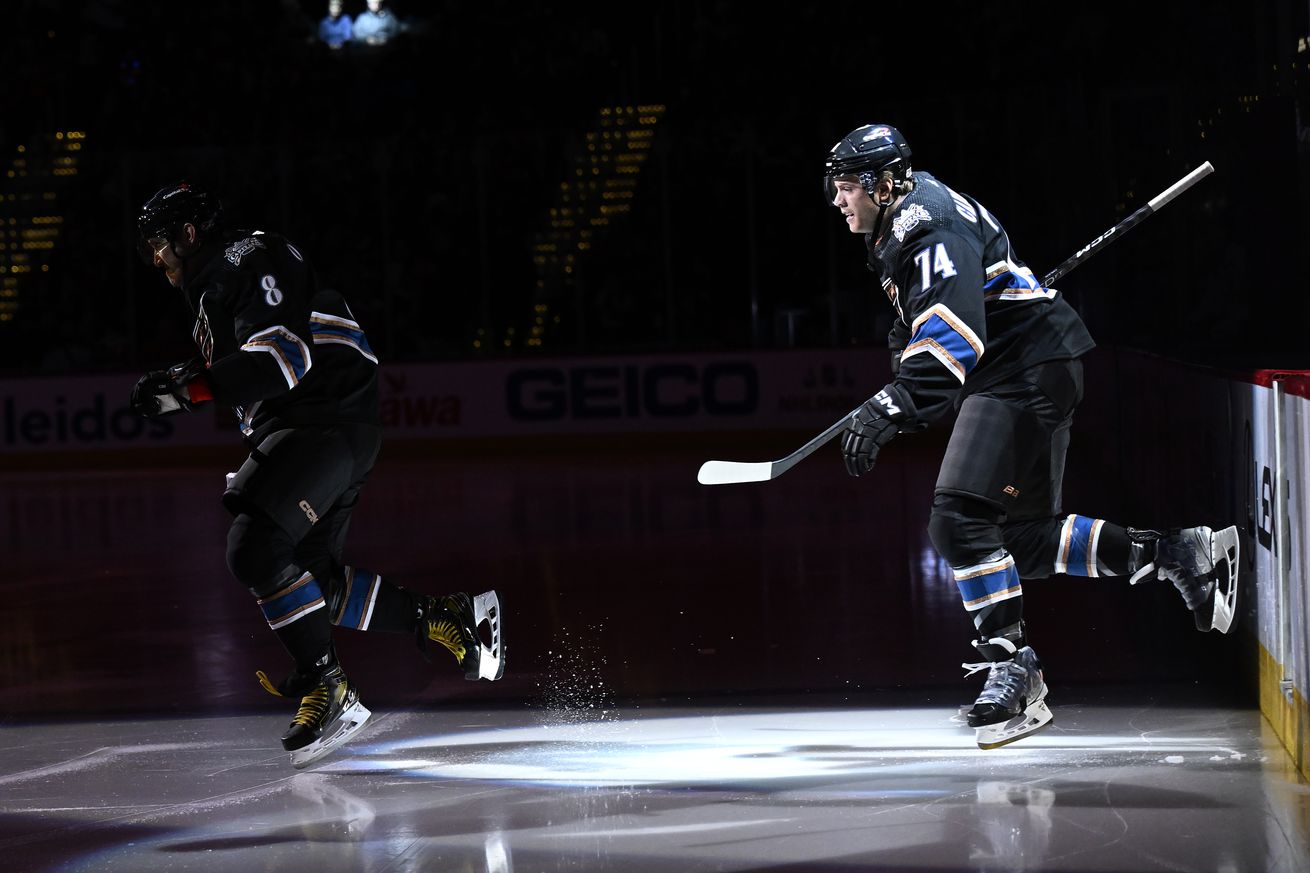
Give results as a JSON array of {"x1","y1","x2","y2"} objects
[
  {"x1": 130, "y1": 358, "x2": 214, "y2": 418},
  {"x1": 840, "y1": 384, "x2": 914, "y2": 477}
]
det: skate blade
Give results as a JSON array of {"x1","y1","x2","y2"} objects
[
  {"x1": 976, "y1": 699, "x2": 1053, "y2": 750},
  {"x1": 290, "y1": 700, "x2": 372, "y2": 769},
  {"x1": 1207, "y1": 526, "x2": 1240, "y2": 634},
  {"x1": 470, "y1": 590, "x2": 505, "y2": 681}
]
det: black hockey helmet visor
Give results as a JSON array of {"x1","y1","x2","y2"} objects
[
  {"x1": 823, "y1": 123, "x2": 912, "y2": 203},
  {"x1": 136, "y1": 181, "x2": 222, "y2": 264}
]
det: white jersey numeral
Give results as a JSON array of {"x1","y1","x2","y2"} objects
[
  {"x1": 914, "y1": 243, "x2": 958, "y2": 290},
  {"x1": 261, "y1": 274, "x2": 284, "y2": 307}
]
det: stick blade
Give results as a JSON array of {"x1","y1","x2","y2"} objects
[{"x1": 697, "y1": 460, "x2": 774, "y2": 485}]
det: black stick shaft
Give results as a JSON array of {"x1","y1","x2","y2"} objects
[{"x1": 1042, "y1": 162, "x2": 1213, "y2": 286}]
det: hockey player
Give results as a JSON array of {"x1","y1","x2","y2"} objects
[
  {"x1": 131, "y1": 181, "x2": 505, "y2": 767},
  {"x1": 825, "y1": 125, "x2": 1239, "y2": 748}
]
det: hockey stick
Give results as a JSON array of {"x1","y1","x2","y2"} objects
[
  {"x1": 696, "y1": 162, "x2": 1215, "y2": 486},
  {"x1": 1041, "y1": 161, "x2": 1213, "y2": 286}
]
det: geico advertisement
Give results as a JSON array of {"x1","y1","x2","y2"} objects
[
  {"x1": 505, "y1": 362, "x2": 757, "y2": 421},
  {"x1": 1, "y1": 351, "x2": 887, "y2": 451},
  {"x1": 372, "y1": 352, "x2": 880, "y2": 436}
]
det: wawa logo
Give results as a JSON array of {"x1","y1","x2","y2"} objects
[{"x1": 379, "y1": 372, "x2": 461, "y2": 428}]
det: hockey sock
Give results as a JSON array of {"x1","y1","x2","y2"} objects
[
  {"x1": 954, "y1": 550, "x2": 1024, "y2": 635},
  {"x1": 1093, "y1": 523, "x2": 1133, "y2": 575},
  {"x1": 328, "y1": 566, "x2": 421, "y2": 634},
  {"x1": 1053, "y1": 515, "x2": 1133, "y2": 577},
  {"x1": 258, "y1": 571, "x2": 333, "y2": 674}
]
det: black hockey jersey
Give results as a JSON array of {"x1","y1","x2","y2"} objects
[
  {"x1": 180, "y1": 229, "x2": 380, "y2": 443},
  {"x1": 867, "y1": 171, "x2": 1095, "y2": 425}
]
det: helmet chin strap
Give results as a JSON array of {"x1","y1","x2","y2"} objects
[
  {"x1": 160, "y1": 229, "x2": 210, "y2": 293},
  {"x1": 858, "y1": 170, "x2": 911, "y2": 241},
  {"x1": 869, "y1": 189, "x2": 896, "y2": 240},
  {"x1": 167, "y1": 226, "x2": 208, "y2": 270}
]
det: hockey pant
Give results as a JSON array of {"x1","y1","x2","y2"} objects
[
  {"x1": 927, "y1": 359, "x2": 1135, "y2": 641},
  {"x1": 223, "y1": 423, "x2": 419, "y2": 672}
]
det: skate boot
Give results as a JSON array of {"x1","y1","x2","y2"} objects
[
  {"x1": 415, "y1": 590, "x2": 505, "y2": 681},
  {"x1": 962, "y1": 638, "x2": 1052, "y2": 749},
  {"x1": 1128, "y1": 526, "x2": 1239, "y2": 633},
  {"x1": 257, "y1": 659, "x2": 371, "y2": 769}
]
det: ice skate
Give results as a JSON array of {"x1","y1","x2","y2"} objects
[
  {"x1": 962, "y1": 638, "x2": 1052, "y2": 749},
  {"x1": 257, "y1": 662, "x2": 371, "y2": 769},
  {"x1": 1129, "y1": 525, "x2": 1239, "y2": 633},
  {"x1": 417, "y1": 589, "x2": 505, "y2": 681}
]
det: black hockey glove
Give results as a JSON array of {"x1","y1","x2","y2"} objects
[
  {"x1": 840, "y1": 384, "x2": 915, "y2": 477},
  {"x1": 130, "y1": 358, "x2": 214, "y2": 418}
]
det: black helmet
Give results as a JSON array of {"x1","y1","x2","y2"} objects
[
  {"x1": 823, "y1": 124, "x2": 912, "y2": 202},
  {"x1": 136, "y1": 180, "x2": 222, "y2": 262}
]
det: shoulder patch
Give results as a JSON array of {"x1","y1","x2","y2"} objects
[
  {"x1": 225, "y1": 236, "x2": 266, "y2": 266},
  {"x1": 892, "y1": 203, "x2": 932, "y2": 242}
]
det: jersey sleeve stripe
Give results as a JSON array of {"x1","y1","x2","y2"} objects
[
  {"x1": 984, "y1": 287, "x2": 1060, "y2": 303},
  {"x1": 241, "y1": 326, "x2": 313, "y2": 388},
  {"x1": 984, "y1": 259, "x2": 1059, "y2": 302},
  {"x1": 310, "y1": 312, "x2": 379, "y2": 364},
  {"x1": 902, "y1": 338, "x2": 968, "y2": 383},
  {"x1": 903, "y1": 304, "x2": 984, "y2": 383}
]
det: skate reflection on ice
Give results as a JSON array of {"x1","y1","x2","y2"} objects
[
  {"x1": 484, "y1": 829, "x2": 513, "y2": 873},
  {"x1": 970, "y1": 780, "x2": 1054, "y2": 872},
  {"x1": 288, "y1": 773, "x2": 376, "y2": 841}
]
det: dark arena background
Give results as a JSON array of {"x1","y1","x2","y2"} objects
[{"x1": 3, "y1": 2, "x2": 1310, "y2": 871}]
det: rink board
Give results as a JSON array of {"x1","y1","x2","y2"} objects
[
  {"x1": 1246, "y1": 374, "x2": 1310, "y2": 776},
  {"x1": 1118, "y1": 359, "x2": 1310, "y2": 777}
]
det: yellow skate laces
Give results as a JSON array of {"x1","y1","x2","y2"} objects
[
  {"x1": 290, "y1": 684, "x2": 331, "y2": 729},
  {"x1": 255, "y1": 669, "x2": 335, "y2": 729},
  {"x1": 429, "y1": 616, "x2": 468, "y2": 663}
]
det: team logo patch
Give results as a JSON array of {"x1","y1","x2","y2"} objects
[
  {"x1": 225, "y1": 235, "x2": 265, "y2": 266},
  {"x1": 892, "y1": 204, "x2": 931, "y2": 242}
]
